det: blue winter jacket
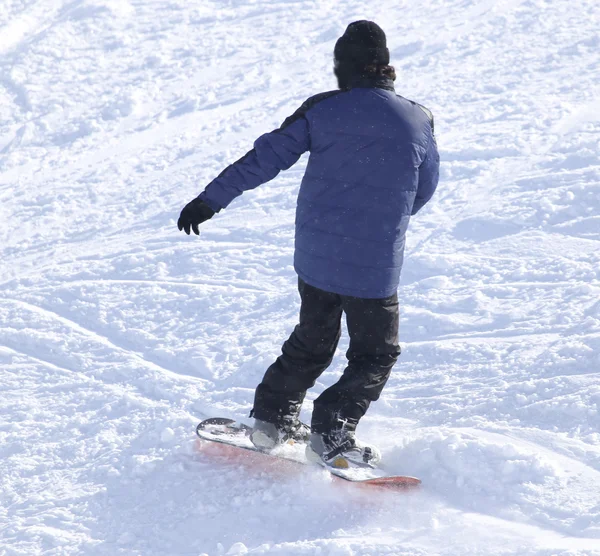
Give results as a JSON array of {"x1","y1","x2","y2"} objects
[{"x1": 199, "y1": 76, "x2": 439, "y2": 298}]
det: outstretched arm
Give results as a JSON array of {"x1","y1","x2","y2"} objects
[
  {"x1": 199, "y1": 109, "x2": 310, "y2": 211},
  {"x1": 177, "y1": 104, "x2": 311, "y2": 234}
]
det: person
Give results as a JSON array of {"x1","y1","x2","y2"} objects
[{"x1": 178, "y1": 21, "x2": 440, "y2": 468}]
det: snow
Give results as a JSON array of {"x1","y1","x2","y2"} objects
[{"x1": 1, "y1": 0, "x2": 599, "y2": 554}]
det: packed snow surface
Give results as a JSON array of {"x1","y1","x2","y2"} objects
[{"x1": 1, "y1": 0, "x2": 599, "y2": 554}]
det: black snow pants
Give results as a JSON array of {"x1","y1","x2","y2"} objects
[{"x1": 251, "y1": 279, "x2": 401, "y2": 434}]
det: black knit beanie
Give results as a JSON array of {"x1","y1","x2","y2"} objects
[{"x1": 334, "y1": 21, "x2": 390, "y2": 68}]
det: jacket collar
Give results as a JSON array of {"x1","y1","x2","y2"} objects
[{"x1": 347, "y1": 75, "x2": 395, "y2": 92}]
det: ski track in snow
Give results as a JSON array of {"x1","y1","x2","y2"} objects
[{"x1": 1, "y1": 0, "x2": 599, "y2": 554}]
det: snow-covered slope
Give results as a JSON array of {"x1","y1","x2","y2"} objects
[{"x1": 1, "y1": 0, "x2": 599, "y2": 554}]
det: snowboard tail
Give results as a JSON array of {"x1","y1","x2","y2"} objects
[{"x1": 195, "y1": 417, "x2": 421, "y2": 489}]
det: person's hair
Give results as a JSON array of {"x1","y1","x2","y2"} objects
[
  {"x1": 364, "y1": 64, "x2": 397, "y2": 81},
  {"x1": 335, "y1": 60, "x2": 396, "y2": 90}
]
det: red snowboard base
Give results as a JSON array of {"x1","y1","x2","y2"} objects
[{"x1": 195, "y1": 418, "x2": 421, "y2": 491}]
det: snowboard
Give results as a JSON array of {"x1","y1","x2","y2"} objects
[{"x1": 195, "y1": 417, "x2": 421, "y2": 490}]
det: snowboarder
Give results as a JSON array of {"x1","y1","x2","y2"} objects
[{"x1": 178, "y1": 21, "x2": 439, "y2": 468}]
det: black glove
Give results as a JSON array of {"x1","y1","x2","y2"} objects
[{"x1": 177, "y1": 198, "x2": 216, "y2": 235}]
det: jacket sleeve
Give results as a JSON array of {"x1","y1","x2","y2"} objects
[
  {"x1": 198, "y1": 107, "x2": 310, "y2": 211},
  {"x1": 411, "y1": 123, "x2": 440, "y2": 216}
]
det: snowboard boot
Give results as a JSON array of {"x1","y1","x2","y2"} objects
[
  {"x1": 250, "y1": 418, "x2": 310, "y2": 451},
  {"x1": 306, "y1": 430, "x2": 381, "y2": 469}
]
